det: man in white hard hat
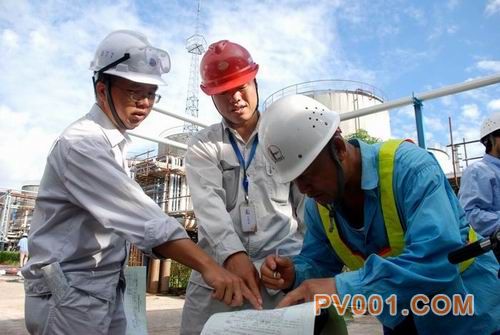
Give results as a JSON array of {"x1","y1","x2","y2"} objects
[
  {"x1": 258, "y1": 95, "x2": 499, "y2": 334},
  {"x1": 459, "y1": 112, "x2": 500, "y2": 238},
  {"x1": 22, "y1": 30, "x2": 258, "y2": 335},
  {"x1": 180, "y1": 40, "x2": 304, "y2": 334}
]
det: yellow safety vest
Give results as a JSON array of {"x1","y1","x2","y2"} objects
[{"x1": 317, "y1": 139, "x2": 476, "y2": 273}]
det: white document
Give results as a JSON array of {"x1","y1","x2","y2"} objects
[
  {"x1": 201, "y1": 302, "x2": 316, "y2": 335},
  {"x1": 124, "y1": 266, "x2": 148, "y2": 335}
]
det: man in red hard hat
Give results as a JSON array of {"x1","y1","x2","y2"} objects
[{"x1": 180, "y1": 40, "x2": 305, "y2": 334}]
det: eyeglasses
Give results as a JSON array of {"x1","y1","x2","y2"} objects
[{"x1": 114, "y1": 85, "x2": 162, "y2": 104}]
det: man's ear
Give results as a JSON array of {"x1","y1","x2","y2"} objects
[
  {"x1": 95, "y1": 81, "x2": 107, "y2": 104},
  {"x1": 332, "y1": 135, "x2": 347, "y2": 161}
]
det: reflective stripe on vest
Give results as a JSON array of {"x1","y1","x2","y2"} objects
[{"x1": 318, "y1": 139, "x2": 477, "y2": 272}]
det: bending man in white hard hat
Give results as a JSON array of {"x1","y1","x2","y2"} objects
[
  {"x1": 459, "y1": 112, "x2": 500, "y2": 238},
  {"x1": 22, "y1": 30, "x2": 259, "y2": 335},
  {"x1": 180, "y1": 40, "x2": 304, "y2": 334},
  {"x1": 259, "y1": 95, "x2": 499, "y2": 334}
]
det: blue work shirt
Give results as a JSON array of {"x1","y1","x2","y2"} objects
[
  {"x1": 293, "y1": 140, "x2": 500, "y2": 334},
  {"x1": 459, "y1": 154, "x2": 500, "y2": 237},
  {"x1": 18, "y1": 237, "x2": 28, "y2": 253}
]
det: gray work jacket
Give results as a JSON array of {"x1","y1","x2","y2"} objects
[
  {"x1": 186, "y1": 118, "x2": 305, "y2": 288},
  {"x1": 23, "y1": 104, "x2": 188, "y2": 301}
]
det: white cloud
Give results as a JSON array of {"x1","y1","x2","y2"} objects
[
  {"x1": 446, "y1": 25, "x2": 458, "y2": 34},
  {"x1": 485, "y1": 0, "x2": 500, "y2": 16},
  {"x1": 487, "y1": 99, "x2": 500, "y2": 111},
  {"x1": 461, "y1": 104, "x2": 480, "y2": 119},
  {"x1": 2, "y1": 0, "x2": 378, "y2": 189},
  {"x1": 405, "y1": 6, "x2": 426, "y2": 25},
  {"x1": 0, "y1": 105, "x2": 59, "y2": 188},
  {"x1": 1, "y1": 29, "x2": 19, "y2": 49},
  {"x1": 447, "y1": 0, "x2": 459, "y2": 10},
  {"x1": 476, "y1": 60, "x2": 500, "y2": 72},
  {"x1": 424, "y1": 115, "x2": 445, "y2": 132}
]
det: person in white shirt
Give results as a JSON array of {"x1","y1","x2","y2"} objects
[
  {"x1": 459, "y1": 112, "x2": 500, "y2": 238},
  {"x1": 18, "y1": 233, "x2": 29, "y2": 267},
  {"x1": 23, "y1": 30, "x2": 259, "y2": 335},
  {"x1": 180, "y1": 40, "x2": 305, "y2": 335}
]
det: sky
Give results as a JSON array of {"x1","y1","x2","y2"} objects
[{"x1": 1, "y1": 0, "x2": 499, "y2": 189}]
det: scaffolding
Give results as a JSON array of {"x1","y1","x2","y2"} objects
[
  {"x1": 130, "y1": 150, "x2": 195, "y2": 227},
  {"x1": 0, "y1": 188, "x2": 37, "y2": 250},
  {"x1": 127, "y1": 150, "x2": 197, "y2": 292}
]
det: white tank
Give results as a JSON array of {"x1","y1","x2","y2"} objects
[
  {"x1": 427, "y1": 148, "x2": 454, "y2": 176},
  {"x1": 264, "y1": 80, "x2": 391, "y2": 140}
]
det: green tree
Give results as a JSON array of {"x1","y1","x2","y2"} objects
[{"x1": 345, "y1": 129, "x2": 381, "y2": 144}]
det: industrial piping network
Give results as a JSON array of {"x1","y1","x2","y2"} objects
[{"x1": 128, "y1": 73, "x2": 500, "y2": 149}]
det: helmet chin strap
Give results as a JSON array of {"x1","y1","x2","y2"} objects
[
  {"x1": 104, "y1": 77, "x2": 129, "y2": 130},
  {"x1": 92, "y1": 53, "x2": 131, "y2": 130},
  {"x1": 328, "y1": 138, "x2": 345, "y2": 203}
]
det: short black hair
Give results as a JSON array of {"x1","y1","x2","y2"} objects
[{"x1": 482, "y1": 129, "x2": 500, "y2": 153}]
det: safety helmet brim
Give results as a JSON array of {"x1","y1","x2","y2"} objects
[
  {"x1": 103, "y1": 69, "x2": 167, "y2": 86},
  {"x1": 200, "y1": 66, "x2": 258, "y2": 95}
]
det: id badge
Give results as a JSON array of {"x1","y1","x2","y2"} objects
[{"x1": 240, "y1": 202, "x2": 257, "y2": 233}]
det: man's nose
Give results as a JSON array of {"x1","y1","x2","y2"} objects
[
  {"x1": 136, "y1": 96, "x2": 152, "y2": 108},
  {"x1": 228, "y1": 89, "x2": 242, "y2": 103}
]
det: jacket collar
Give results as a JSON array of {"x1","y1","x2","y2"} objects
[
  {"x1": 353, "y1": 139, "x2": 381, "y2": 191},
  {"x1": 88, "y1": 104, "x2": 131, "y2": 148}
]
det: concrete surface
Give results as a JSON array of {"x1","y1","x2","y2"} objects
[{"x1": 0, "y1": 268, "x2": 382, "y2": 335}]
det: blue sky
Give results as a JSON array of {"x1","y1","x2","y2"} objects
[{"x1": 1, "y1": 0, "x2": 499, "y2": 189}]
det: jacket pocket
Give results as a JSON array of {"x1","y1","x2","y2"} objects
[{"x1": 221, "y1": 159, "x2": 240, "y2": 212}]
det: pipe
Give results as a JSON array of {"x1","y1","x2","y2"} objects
[
  {"x1": 340, "y1": 73, "x2": 500, "y2": 121},
  {"x1": 127, "y1": 131, "x2": 188, "y2": 150},
  {"x1": 152, "y1": 106, "x2": 210, "y2": 128}
]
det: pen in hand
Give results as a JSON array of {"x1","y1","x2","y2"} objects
[{"x1": 273, "y1": 248, "x2": 280, "y2": 279}]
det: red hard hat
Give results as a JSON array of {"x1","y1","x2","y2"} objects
[{"x1": 200, "y1": 40, "x2": 259, "y2": 95}]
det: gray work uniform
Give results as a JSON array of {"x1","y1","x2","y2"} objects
[
  {"x1": 23, "y1": 104, "x2": 188, "y2": 335},
  {"x1": 180, "y1": 118, "x2": 305, "y2": 335}
]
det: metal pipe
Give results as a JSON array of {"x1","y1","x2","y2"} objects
[
  {"x1": 127, "y1": 131, "x2": 188, "y2": 150},
  {"x1": 446, "y1": 139, "x2": 481, "y2": 147},
  {"x1": 463, "y1": 138, "x2": 469, "y2": 168},
  {"x1": 413, "y1": 97, "x2": 426, "y2": 149},
  {"x1": 340, "y1": 73, "x2": 500, "y2": 121},
  {"x1": 448, "y1": 117, "x2": 458, "y2": 187},
  {"x1": 152, "y1": 106, "x2": 210, "y2": 128}
]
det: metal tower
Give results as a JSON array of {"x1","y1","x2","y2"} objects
[{"x1": 183, "y1": 0, "x2": 207, "y2": 134}]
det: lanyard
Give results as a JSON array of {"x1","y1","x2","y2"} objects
[{"x1": 228, "y1": 132, "x2": 259, "y2": 200}]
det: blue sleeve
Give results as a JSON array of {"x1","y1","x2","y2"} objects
[
  {"x1": 459, "y1": 164, "x2": 500, "y2": 237},
  {"x1": 292, "y1": 198, "x2": 344, "y2": 288},
  {"x1": 335, "y1": 146, "x2": 469, "y2": 328}
]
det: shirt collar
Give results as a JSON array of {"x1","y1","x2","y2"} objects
[
  {"x1": 354, "y1": 139, "x2": 381, "y2": 190},
  {"x1": 221, "y1": 113, "x2": 260, "y2": 144},
  {"x1": 89, "y1": 104, "x2": 131, "y2": 148},
  {"x1": 483, "y1": 153, "x2": 500, "y2": 168}
]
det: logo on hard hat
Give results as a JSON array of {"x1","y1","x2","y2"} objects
[
  {"x1": 268, "y1": 145, "x2": 284, "y2": 163},
  {"x1": 217, "y1": 61, "x2": 229, "y2": 72},
  {"x1": 149, "y1": 58, "x2": 157, "y2": 67}
]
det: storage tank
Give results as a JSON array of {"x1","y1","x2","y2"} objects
[
  {"x1": 264, "y1": 80, "x2": 391, "y2": 140},
  {"x1": 427, "y1": 148, "x2": 454, "y2": 177},
  {"x1": 158, "y1": 126, "x2": 189, "y2": 158}
]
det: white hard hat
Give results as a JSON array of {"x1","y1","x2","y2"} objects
[
  {"x1": 259, "y1": 94, "x2": 341, "y2": 183},
  {"x1": 90, "y1": 30, "x2": 170, "y2": 85},
  {"x1": 480, "y1": 112, "x2": 500, "y2": 141}
]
